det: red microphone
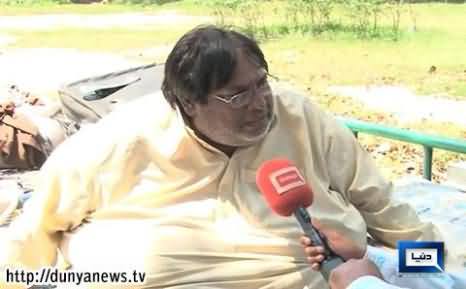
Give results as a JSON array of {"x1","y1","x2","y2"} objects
[
  {"x1": 256, "y1": 158, "x2": 344, "y2": 281},
  {"x1": 256, "y1": 158, "x2": 312, "y2": 216}
]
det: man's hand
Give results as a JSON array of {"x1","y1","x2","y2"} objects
[
  {"x1": 329, "y1": 258, "x2": 383, "y2": 289},
  {"x1": 299, "y1": 219, "x2": 365, "y2": 270}
]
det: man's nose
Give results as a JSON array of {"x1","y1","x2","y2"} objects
[{"x1": 248, "y1": 90, "x2": 267, "y2": 111}]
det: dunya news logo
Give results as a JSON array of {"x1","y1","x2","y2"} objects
[{"x1": 398, "y1": 241, "x2": 445, "y2": 277}]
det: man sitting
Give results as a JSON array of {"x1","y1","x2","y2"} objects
[{"x1": 1, "y1": 25, "x2": 441, "y2": 289}]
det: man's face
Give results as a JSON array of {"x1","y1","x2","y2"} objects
[{"x1": 188, "y1": 51, "x2": 274, "y2": 148}]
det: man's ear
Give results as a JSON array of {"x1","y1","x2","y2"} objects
[{"x1": 177, "y1": 97, "x2": 196, "y2": 117}]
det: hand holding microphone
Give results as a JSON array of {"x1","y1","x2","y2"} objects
[
  {"x1": 300, "y1": 218, "x2": 365, "y2": 271},
  {"x1": 256, "y1": 158, "x2": 346, "y2": 281}
]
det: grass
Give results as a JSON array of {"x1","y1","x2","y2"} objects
[
  {"x1": 0, "y1": 4, "x2": 137, "y2": 15},
  {"x1": 1, "y1": 1, "x2": 465, "y2": 181},
  {"x1": 8, "y1": 27, "x2": 191, "y2": 51},
  {"x1": 244, "y1": 2, "x2": 466, "y2": 100},
  {"x1": 262, "y1": 30, "x2": 466, "y2": 100},
  {"x1": 2, "y1": 2, "x2": 463, "y2": 99},
  {"x1": 9, "y1": 25, "x2": 464, "y2": 99},
  {"x1": 0, "y1": 1, "x2": 214, "y2": 61},
  {"x1": 0, "y1": 1, "x2": 211, "y2": 15}
]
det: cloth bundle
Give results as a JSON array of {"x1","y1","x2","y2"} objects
[{"x1": 0, "y1": 100, "x2": 46, "y2": 169}]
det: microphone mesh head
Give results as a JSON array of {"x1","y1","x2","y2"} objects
[{"x1": 256, "y1": 158, "x2": 313, "y2": 216}]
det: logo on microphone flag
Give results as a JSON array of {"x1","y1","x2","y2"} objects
[{"x1": 269, "y1": 166, "x2": 305, "y2": 194}]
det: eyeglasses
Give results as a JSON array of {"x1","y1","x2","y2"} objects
[{"x1": 213, "y1": 73, "x2": 271, "y2": 109}]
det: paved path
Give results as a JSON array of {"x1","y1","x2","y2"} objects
[{"x1": 329, "y1": 85, "x2": 466, "y2": 127}]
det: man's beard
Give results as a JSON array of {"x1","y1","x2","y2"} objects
[{"x1": 235, "y1": 113, "x2": 275, "y2": 147}]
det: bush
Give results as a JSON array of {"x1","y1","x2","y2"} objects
[{"x1": 207, "y1": 0, "x2": 412, "y2": 41}]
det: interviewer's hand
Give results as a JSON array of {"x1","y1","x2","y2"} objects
[
  {"x1": 299, "y1": 219, "x2": 365, "y2": 270},
  {"x1": 329, "y1": 258, "x2": 383, "y2": 289}
]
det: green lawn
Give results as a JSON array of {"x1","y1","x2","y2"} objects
[
  {"x1": 0, "y1": 1, "x2": 208, "y2": 15},
  {"x1": 9, "y1": 27, "x2": 190, "y2": 51},
  {"x1": 1, "y1": 1, "x2": 465, "y2": 180},
  {"x1": 0, "y1": 4, "x2": 135, "y2": 15},
  {"x1": 2, "y1": 2, "x2": 464, "y2": 99},
  {"x1": 257, "y1": 2, "x2": 466, "y2": 99},
  {"x1": 263, "y1": 29, "x2": 466, "y2": 100}
]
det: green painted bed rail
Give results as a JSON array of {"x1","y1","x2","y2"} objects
[{"x1": 339, "y1": 117, "x2": 466, "y2": 180}]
